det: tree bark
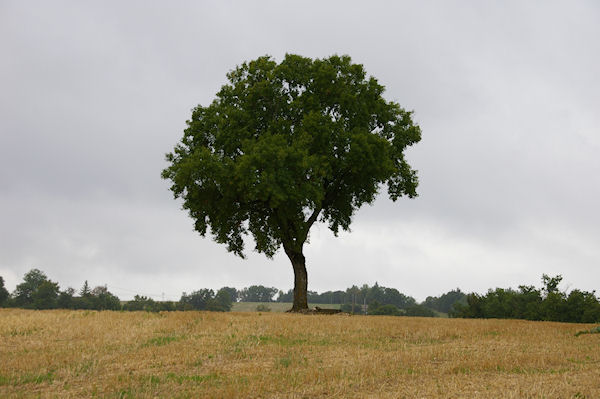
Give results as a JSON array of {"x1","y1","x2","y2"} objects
[{"x1": 283, "y1": 244, "x2": 308, "y2": 311}]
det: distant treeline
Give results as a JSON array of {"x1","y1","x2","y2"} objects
[
  {"x1": 0, "y1": 269, "x2": 235, "y2": 312},
  {"x1": 1, "y1": 270, "x2": 598, "y2": 323},
  {"x1": 275, "y1": 283, "x2": 464, "y2": 317},
  {"x1": 452, "y1": 275, "x2": 600, "y2": 323},
  {"x1": 0, "y1": 270, "x2": 466, "y2": 317}
]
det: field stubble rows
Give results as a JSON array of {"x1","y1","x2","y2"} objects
[{"x1": 0, "y1": 309, "x2": 598, "y2": 398}]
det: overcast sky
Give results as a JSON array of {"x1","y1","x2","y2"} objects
[{"x1": 1, "y1": 1, "x2": 599, "y2": 302}]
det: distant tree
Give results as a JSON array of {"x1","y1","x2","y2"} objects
[
  {"x1": 511, "y1": 285, "x2": 542, "y2": 320},
  {"x1": 219, "y1": 287, "x2": 239, "y2": 303},
  {"x1": 80, "y1": 280, "x2": 91, "y2": 297},
  {"x1": 366, "y1": 283, "x2": 385, "y2": 304},
  {"x1": 13, "y1": 269, "x2": 53, "y2": 308},
  {"x1": 342, "y1": 283, "x2": 415, "y2": 311},
  {"x1": 451, "y1": 274, "x2": 600, "y2": 323},
  {"x1": 451, "y1": 293, "x2": 484, "y2": 318},
  {"x1": 31, "y1": 280, "x2": 59, "y2": 309},
  {"x1": 123, "y1": 295, "x2": 157, "y2": 312},
  {"x1": 180, "y1": 289, "x2": 215, "y2": 310},
  {"x1": 346, "y1": 285, "x2": 362, "y2": 314},
  {"x1": 381, "y1": 287, "x2": 416, "y2": 309},
  {"x1": 208, "y1": 288, "x2": 233, "y2": 312},
  {"x1": 239, "y1": 285, "x2": 278, "y2": 302},
  {"x1": 368, "y1": 301, "x2": 402, "y2": 316},
  {"x1": 404, "y1": 304, "x2": 436, "y2": 317},
  {"x1": 423, "y1": 289, "x2": 466, "y2": 313},
  {"x1": 162, "y1": 54, "x2": 421, "y2": 311},
  {"x1": 542, "y1": 274, "x2": 562, "y2": 295},
  {"x1": 88, "y1": 286, "x2": 121, "y2": 310},
  {"x1": 0, "y1": 276, "x2": 9, "y2": 307},
  {"x1": 57, "y1": 287, "x2": 75, "y2": 309},
  {"x1": 320, "y1": 290, "x2": 346, "y2": 304},
  {"x1": 276, "y1": 289, "x2": 294, "y2": 303}
]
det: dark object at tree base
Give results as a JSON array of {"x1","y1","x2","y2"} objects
[{"x1": 287, "y1": 306, "x2": 343, "y2": 315}]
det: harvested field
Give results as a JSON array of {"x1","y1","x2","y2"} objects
[{"x1": 0, "y1": 309, "x2": 598, "y2": 398}]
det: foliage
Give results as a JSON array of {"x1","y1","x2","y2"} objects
[
  {"x1": 239, "y1": 285, "x2": 278, "y2": 302},
  {"x1": 219, "y1": 286, "x2": 239, "y2": 302},
  {"x1": 59, "y1": 283, "x2": 121, "y2": 311},
  {"x1": 276, "y1": 289, "x2": 349, "y2": 304},
  {"x1": 367, "y1": 301, "x2": 435, "y2": 317},
  {"x1": 368, "y1": 301, "x2": 401, "y2": 316},
  {"x1": 179, "y1": 289, "x2": 215, "y2": 310},
  {"x1": 11, "y1": 269, "x2": 60, "y2": 309},
  {"x1": 179, "y1": 288, "x2": 233, "y2": 311},
  {"x1": 451, "y1": 275, "x2": 600, "y2": 323},
  {"x1": 57, "y1": 287, "x2": 76, "y2": 309},
  {"x1": 0, "y1": 276, "x2": 9, "y2": 307},
  {"x1": 162, "y1": 53, "x2": 421, "y2": 310},
  {"x1": 31, "y1": 280, "x2": 59, "y2": 309},
  {"x1": 80, "y1": 280, "x2": 91, "y2": 297},
  {"x1": 8, "y1": 270, "x2": 122, "y2": 311},
  {"x1": 122, "y1": 295, "x2": 177, "y2": 312},
  {"x1": 12, "y1": 269, "x2": 52, "y2": 308},
  {"x1": 404, "y1": 305, "x2": 436, "y2": 317},
  {"x1": 208, "y1": 288, "x2": 233, "y2": 312},
  {"x1": 340, "y1": 303, "x2": 363, "y2": 314},
  {"x1": 278, "y1": 283, "x2": 416, "y2": 313},
  {"x1": 423, "y1": 289, "x2": 466, "y2": 314}
]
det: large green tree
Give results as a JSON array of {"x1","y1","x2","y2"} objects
[{"x1": 162, "y1": 54, "x2": 421, "y2": 311}]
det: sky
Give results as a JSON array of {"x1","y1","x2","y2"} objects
[{"x1": 1, "y1": 1, "x2": 599, "y2": 302}]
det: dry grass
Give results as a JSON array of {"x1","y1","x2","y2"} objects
[
  {"x1": 0, "y1": 309, "x2": 598, "y2": 398},
  {"x1": 231, "y1": 302, "x2": 341, "y2": 312}
]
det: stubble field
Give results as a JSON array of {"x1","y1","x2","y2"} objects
[{"x1": 0, "y1": 309, "x2": 598, "y2": 398}]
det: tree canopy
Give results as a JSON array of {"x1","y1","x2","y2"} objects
[
  {"x1": 162, "y1": 54, "x2": 421, "y2": 310},
  {"x1": 0, "y1": 276, "x2": 9, "y2": 306}
]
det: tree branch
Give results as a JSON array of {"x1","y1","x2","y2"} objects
[{"x1": 299, "y1": 206, "x2": 322, "y2": 244}]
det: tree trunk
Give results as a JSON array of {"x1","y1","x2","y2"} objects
[{"x1": 284, "y1": 244, "x2": 308, "y2": 311}]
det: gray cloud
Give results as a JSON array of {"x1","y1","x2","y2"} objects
[{"x1": 1, "y1": 1, "x2": 599, "y2": 301}]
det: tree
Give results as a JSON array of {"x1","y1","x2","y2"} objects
[
  {"x1": 180, "y1": 289, "x2": 215, "y2": 310},
  {"x1": 0, "y1": 276, "x2": 9, "y2": 307},
  {"x1": 162, "y1": 54, "x2": 421, "y2": 311},
  {"x1": 219, "y1": 286, "x2": 239, "y2": 302},
  {"x1": 404, "y1": 304, "x2": 436, "y2": 317},
  {"x1": 89, "y1": 285, "x2": 121, "y2": 310},
  {"x1": 123, "y1": 295, "x2": 157, "y2": 312},
  {"x1": 239, "y1": 285, "x2": 278, "y2": 302},
  {"x1": 13, "y1": 269, "x2": 52, "y2": 308},
  {"x1": 80, "y1": 280, "x2": 91, "y2": 297},
  {"x1": 423, "y1": 289, "x2": 467, "y2": 314},
  {"x1": 31, "y1": 280, "x2": 59, "y2": 309},
  {"x1": 57, "y1": 287, "x2": 75, "y2": 309},
  {"x1": 276, "y1": 289, "x2": 294, "y2": 302},
  {"x1": 208, "y1": 288, "x2": 233, "y2": 312},
  {"x1": 542, "y1": 274, "x2": 562, "y2": 295},
  {"x1": 368, "y1": 301, "x2": 402, "y2": 316}
]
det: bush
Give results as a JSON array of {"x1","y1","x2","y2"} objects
[{"x1": 255, "y1": 304, "x2": 271, "y2": 312}]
